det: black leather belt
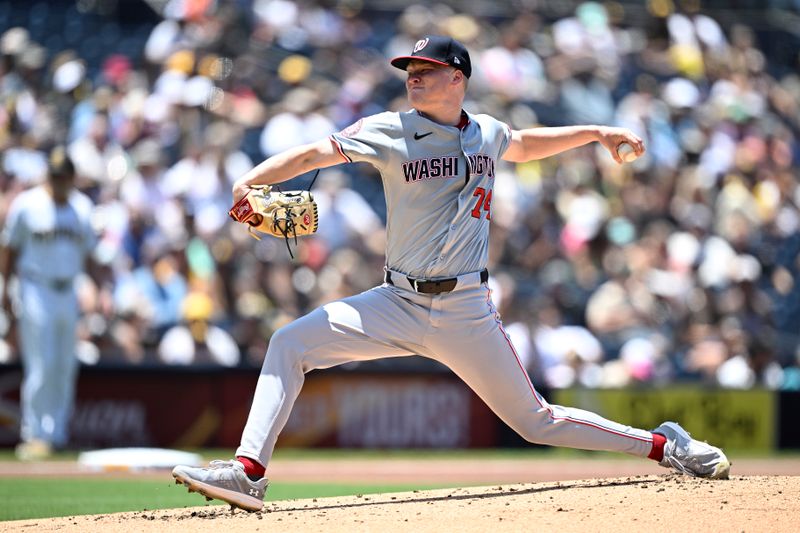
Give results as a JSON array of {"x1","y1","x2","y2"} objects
[
  {"x1": 384, "y1": 269, "x2": 489, "y2": 294},
  {"x1": 48, "y1": 279, "x2": 73, "y2": 291},
  {"x1": 22, "y1": 274, "x2": 74, "y2": 291}
]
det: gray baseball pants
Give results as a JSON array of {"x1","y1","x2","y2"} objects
[{"x1": 237, "y1": 273, "x2": 654, "y2": 466}]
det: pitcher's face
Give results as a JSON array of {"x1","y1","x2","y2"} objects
[{"x1": 405, "y1": 60, "x2": 463, "y2": 111}]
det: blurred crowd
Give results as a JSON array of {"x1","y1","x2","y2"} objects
[{"x1": 1, "y1": 0, "x2": 799, "y2": 391}]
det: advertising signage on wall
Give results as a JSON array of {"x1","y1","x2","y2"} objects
[
  {"x1": 281, "y1": 377, "x2": 475, "y2": 448},
  {"x1": 553, "y1": 387, "x2": 776, "y2": 451},
  {"x1": 0, "y1": 367, "x2": 499, "y2": 449},
  {"x1": 0, "y1": 365, "x2": 791, "y2": 451}
]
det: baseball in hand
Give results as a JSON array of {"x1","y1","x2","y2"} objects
[{"x1": 616, "y1": 142, "x2": 639, "y2": 163}]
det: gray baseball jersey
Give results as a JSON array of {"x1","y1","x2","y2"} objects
[
  {"x1": 235, "y1": 108, "x2": 656, "y2": 469},
  {"x1": 330, "y1": 110, "x2": 510, "y2": 279}
]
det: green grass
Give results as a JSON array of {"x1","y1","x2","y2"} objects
[{"x1": 0, "y1": 478, "x2": 452, "y2": 522}]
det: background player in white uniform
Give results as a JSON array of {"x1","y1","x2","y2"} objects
[
  {"x1": 0, "y1": 147, "x2": 97, "y2": 460},
  {"x1": 173, "y1": 36, "x2": 730, "y2": 511}
]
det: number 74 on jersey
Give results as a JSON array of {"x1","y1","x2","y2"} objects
[{"x1": 471, "y1": 187, "x2": 492, "y2": 220}]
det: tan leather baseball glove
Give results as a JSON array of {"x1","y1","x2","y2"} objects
[{"x1": 228, "y1": 185, "x2": 318, "y2": 256}]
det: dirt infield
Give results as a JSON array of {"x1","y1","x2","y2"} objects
[
  {"x1": 4, "y1": 457, "x2": 800, "y2": 531},
  {"x1": 7, "y1": 474, "x2": 800, "y2": 532}
]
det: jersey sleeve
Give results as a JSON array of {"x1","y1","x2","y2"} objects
[
  {"x1": 0, "y1": 195, "x2": 27, "y2": 249},
  {"x1": 498, "y1": 121, "x2": 512, "y2": 158},
  {"x1": 473, "y1": 113, "x2": 513, "y2": 160},
  {"x1": 83, "y1": 216, "x2": 98, "y2": 256},
  {"x1": 329, "y1": 112, "x2": 396, "y2": 170},
  {"x1": 78, "y1": 195, "x2": 98, "y2": 256}
]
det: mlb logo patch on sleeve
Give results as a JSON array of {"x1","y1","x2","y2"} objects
[{"x1": 339, "y1": 119, "x2": 363, "y2": 138}]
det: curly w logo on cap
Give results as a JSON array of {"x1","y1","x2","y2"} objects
[{"x1": 391, "y1": 35, "x2": 472, "y2": 78}]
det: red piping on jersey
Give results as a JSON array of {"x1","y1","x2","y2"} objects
[
  {"x1": 484, "y1": 287, "x2": 653, "y2": 445},
  {"x1": 329, "y1": 136, "x2": 351, "y2": 163}
]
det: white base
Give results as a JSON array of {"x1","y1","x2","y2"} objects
[{"x1": 78, "y1": 448, "x2": 203, "y2": 471}]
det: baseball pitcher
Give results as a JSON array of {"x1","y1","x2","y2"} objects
[{"x1": 173, "y1": 35, "x2": 730, "y2": 511}]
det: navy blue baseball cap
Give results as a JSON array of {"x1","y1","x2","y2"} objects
[
  {"x1": 48, "y1": 145, "x2": 75, "y2": 179},
  {"x1": 391, "y1": 35, "x2": 472, "y2": 78}
]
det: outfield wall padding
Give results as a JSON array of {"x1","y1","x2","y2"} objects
[{"x1": 0, "y1": 365, "x2": 794, "y2": 450}]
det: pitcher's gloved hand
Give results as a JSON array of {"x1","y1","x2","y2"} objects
[{"x1": 228, "y1": 185, "x2": 318, "y2": 257}]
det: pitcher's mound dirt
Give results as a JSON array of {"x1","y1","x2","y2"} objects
[{"x1": 7, "y1": 475, "x2": 799, "y2": 532}]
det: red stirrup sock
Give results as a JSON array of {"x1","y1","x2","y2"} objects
[
  {"x1": 236, "y1": 456, "x2": 266, "y2": 481},
  {"x1": 648, "y1": 432, "x2": 666, "y2": 462}
]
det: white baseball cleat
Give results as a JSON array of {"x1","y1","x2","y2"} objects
[
  {"x1": 653, "y1": 421, "x2": 731, "y2": 479},
  {"x1": 15, "y1": 439, "x2": 53, "y2": 462},
  {"x1": 172, "y1": 459, "x2": 268, "y2": 512}
]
